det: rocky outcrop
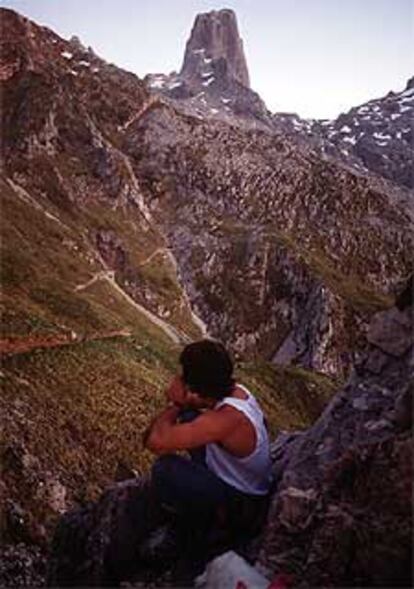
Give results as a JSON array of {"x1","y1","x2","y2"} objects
[
  {"x1": 47, "y1": 476, "x2": 153, "y2": 586},
  {"x1": 145, "y1": 9, "x2": 270, "y2": 128},
  {"x1": 180, "y1": 9, "x2": 250, "y2": 88},
  {"x1": 46, "y1": 473, "x2": 261, "y2": 586},
  {"x1": 257, "y1": 283, "x2": 413, "y2": 587}
]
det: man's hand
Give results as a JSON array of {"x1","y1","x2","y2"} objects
[
  {"x1": 143, "y1": 405, "x2": 181, "y2": 453},
  {"x1": 166, "y1": 375, "x2": 188, "y2": 407}
]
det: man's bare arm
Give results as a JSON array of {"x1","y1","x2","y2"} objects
[
  {"x1": 142, "y1": 404, "x2": 181, "y2": 449},
  {"x1": 143, "y1": 375, "x2": 189, "y2": 447},
  {"x1": 145, "y1": 406, "x2": 239, "y2": 455}
]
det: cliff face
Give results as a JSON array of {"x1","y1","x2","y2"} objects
[
  {"x1": 145, "y1": 9, "x2": 269, "y2": 128},
  {"x1": 258, "y1": 285, "x2": 413, "y2": 587},
  {"x1": 180, "y1": 9, "x2": 250, "y2": 88},
  {"x1": 123, "y1": 100, "x2": 412, "y2": 373}
]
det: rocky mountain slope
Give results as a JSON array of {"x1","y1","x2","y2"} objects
[
  {"x1": 273, "y1": 77, "x2": 414, "y2": 191},
  {"x1": 139, "y1": 8, "x2": 412, "y2": 377},
  {"x1": 1, "y1": 8, "x2": 207, "y2": 343},
  {"x1": 125, "y1": 91, "x2": 412, "y2": 374},
  {"x1": 3, "y1": 7, "x2": 411, "y2": 376},
  {"x1": 147, "y1": 9, "x2": 413, "y2": 193},
  {"x1": 0, "y1": 8, "x2": 335, "y2": 584},
  {"x1": 1, "y1": 7, "x2": 412, "y2": 587}
]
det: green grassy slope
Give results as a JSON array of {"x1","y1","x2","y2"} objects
[
  {"x1": 0, "y1": 176, "x2": 200, "y2": 342},
  {"x1": 1, "y1": 332, "x2": 337, "y2": 544}
]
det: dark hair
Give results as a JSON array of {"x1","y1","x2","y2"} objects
[{"x1": 179, "y1": 339, "x2": 235, "y2": 400}]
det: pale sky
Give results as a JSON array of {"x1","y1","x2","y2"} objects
[{"x1": 2, "y1": 0, "x2": 413, "y2": 118}]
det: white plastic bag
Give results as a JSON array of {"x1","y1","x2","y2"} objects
[{"x1": 195, "y1": 551, "x2": 270, "y2": 589}]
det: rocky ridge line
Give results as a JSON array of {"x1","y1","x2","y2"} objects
[
  {"x1": 272, "y1": 76, "x2": 414, "y2": 191},
  {"x1": 144, "y1": 9, "x2": 414, "y2": 193}
]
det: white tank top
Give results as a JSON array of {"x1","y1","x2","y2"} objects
[{"x1": 205, "y1": 384, "x2": 272, "y2": 495}]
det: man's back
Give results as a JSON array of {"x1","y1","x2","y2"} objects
[{"x1": 205, "y1": 384, "x2": 272, "y2": 495}]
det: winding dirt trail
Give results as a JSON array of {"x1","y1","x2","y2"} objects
[
  {"x1": 2, "y1": 267, "x2": 191, "y2": 356},
  {"x1": 3, "y1": 250, "x2": 205, "y2": 357},
  {"x1": 76, "y1": 269, "x2": 190, "y2": 344},
  {"x1": 138, "y1": 247, "x2": 172, "y2": 267},
  {"x1": 74, "y1": 270, "x2": 115, "y2": 292},
  {"x1": 99, "y1": 272, "x2": 188, "y2": 344}
]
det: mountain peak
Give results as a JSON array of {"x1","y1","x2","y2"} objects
[{"x1": 180, "y1": 8, "x2": 250, "y2": 88}]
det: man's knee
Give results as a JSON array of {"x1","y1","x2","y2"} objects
[{"x1": 151, "y1": 454, "x2": 193, "y2": 512}]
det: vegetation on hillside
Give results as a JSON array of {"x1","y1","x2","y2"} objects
[{"x1": 1, "y1": 331, "x2": 337, "y2": 545}]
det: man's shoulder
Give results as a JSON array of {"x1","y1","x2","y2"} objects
[
  {"x1": 206, "y1": 404, "x2": 244, "y2": 424},
  {"x1": 213, "y1": 403, "x2": 250, "y2": 427}
]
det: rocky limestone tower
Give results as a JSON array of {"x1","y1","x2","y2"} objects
[{"x1": 180, "y1": 8, "x2": 250, "y2": 87}]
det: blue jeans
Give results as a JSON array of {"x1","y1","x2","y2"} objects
[{"x1": 151, "y1": 453, "x2": 242, "y2": 566}]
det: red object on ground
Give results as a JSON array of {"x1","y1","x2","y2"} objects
[{"x1": 268, "y1": 573, "x2": 295, "y2": 589}]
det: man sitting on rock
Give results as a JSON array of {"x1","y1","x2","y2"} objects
[{"x1": 144, "y1": 339, "x2": 272, "y2": 571}]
